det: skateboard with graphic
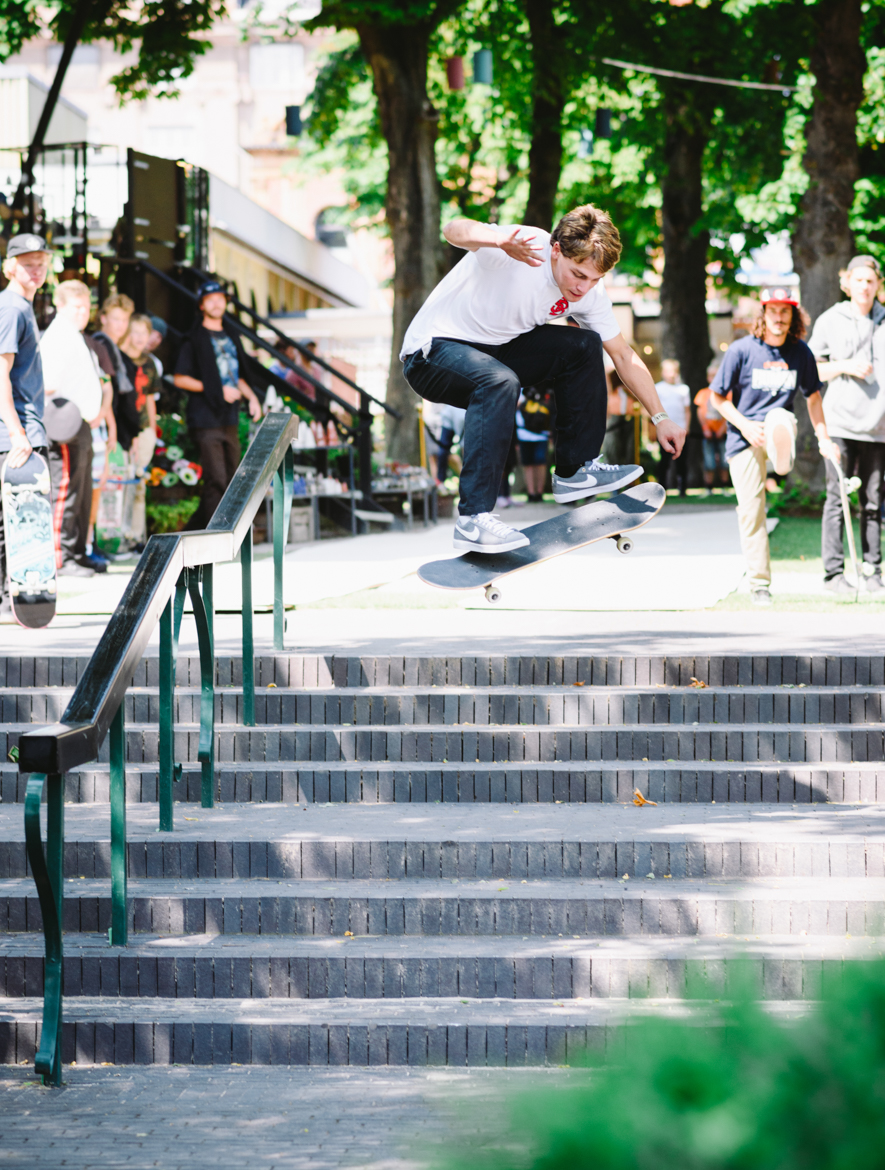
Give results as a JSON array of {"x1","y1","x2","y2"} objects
[
  {"x1": 1, "y1": 451, "x2": 57, "y2": 627},
  {"x1": 418, "y1": 481, "x2": 666, "y2": 603}
]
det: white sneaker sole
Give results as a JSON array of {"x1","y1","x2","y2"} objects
[
  {"x1": 453, "y1": 534, "x2": 530, "y2": 554},
  {"x1": 768, "y1": 424, "x2": 794, "y2": 476},
  {"x1": 553, "y1": 466, "x2": 642, "y2": 503}
]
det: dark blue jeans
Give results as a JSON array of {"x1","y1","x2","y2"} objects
[{"x1": 403, "y1": 325, "x2": 607, "y2": 515}]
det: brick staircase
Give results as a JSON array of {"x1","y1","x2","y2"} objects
[{"x1": 2, "y1": 652, "x2": 884, "y2": 1067}]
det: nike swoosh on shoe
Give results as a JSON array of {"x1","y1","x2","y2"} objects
[{"x1": 459, "y1": 525, "x2": 480, "y2": 539}]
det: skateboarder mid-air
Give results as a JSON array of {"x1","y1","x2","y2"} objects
[{"x1": 401, "y1": 205, "x2": 686, "y2": 553}]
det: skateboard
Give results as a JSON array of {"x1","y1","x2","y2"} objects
[
  {"x1": 419, "y1": 481, "x2": 666, "y2": 603},
  {"x1": 830, "y1": 454, "x2": 862, "y2": 597},
  {"x1": 1, "y1": 451, "x2": 57, "y2": 628}
]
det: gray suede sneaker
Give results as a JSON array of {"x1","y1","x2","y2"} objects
[
  {"x1": 453, "y1": 512, "x2": 530, "y2": 554},
  {"x1": 552, "y1": 458, "x2": 642, "y2": 503}
]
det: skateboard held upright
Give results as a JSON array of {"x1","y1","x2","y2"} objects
[
  {"x1": 419, "y1": 481, "x2": 666, "y2": 603},
  {"x1": 1, "y1": 450, "x2": 57, "y2": 628}
]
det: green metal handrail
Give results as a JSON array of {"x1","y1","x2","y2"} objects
[{"x1": 18, "y1": 411, "x2": 298, "y2": 1084}]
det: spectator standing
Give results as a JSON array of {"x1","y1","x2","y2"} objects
[
  {"x1": 516, "y1": 386, "x2": 553, "y2": 501},
  {"x1": 694, "y1": 361, "x2": 728, "y2": 493},
  {"x1": 809, "y1": 255, "x2": 885, "y2": 593},
  {"x1": 40, "y1": 279, "x2": 106, "y2": 577},
  {"x1": 0, "y1": 234, "x2": 52, "y2": 616},
  {"x1": 655, "y1": 358, "x2": 690, "y2": 495},
  {"x1": 83, "y1": 332, "x2": 116, "y2": 568},
  {"x1": 120, "y1": 313, "x2": 161, "y2": 548},
  {"x1": 271, "y1": 339, "x2": 318, "y2": 401},
  {"x1": 711, "y1": 288, "x2": 837, "y2": 607},
  {"x1": 602, "y1": 369, "x2": 634, "y2": 467},
  {"x1": 92, "y1": 293, "x2": 140, "y2": 453},
  {"x1": 436, "y1": 402, "x2": 467, "y2": 484},
  {"x1": 173, "y1": 280, "x2": 261, "y2": 529}
]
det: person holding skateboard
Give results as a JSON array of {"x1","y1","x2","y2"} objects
[
  {"x1": 401, "y1": 205, "x2": 685, "y2": 553},
  {"x1": 710, "y1": 288, "x2": 838, "y2": 607},
  {"x1": 0, "y1": 233, "x2": 53, "y2": 617}
]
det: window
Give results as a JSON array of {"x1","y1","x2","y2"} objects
[{"x1": 249, "y1": 42, "x2": 305, "y2": 91}]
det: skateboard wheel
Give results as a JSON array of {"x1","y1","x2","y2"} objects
[
  {"x1": 616, "y1": 536, "x2": 634, "y2": 554},
  {"x1": 484, "y1": 584, "x2": 502, "y2": 604}
]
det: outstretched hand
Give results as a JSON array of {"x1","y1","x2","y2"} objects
[
  {"x1": 499, "y1": 228, "x2": 544, "y2": 267},
  {"x1": 656, "y1": 418, "x2": 686, "y2": 456}
]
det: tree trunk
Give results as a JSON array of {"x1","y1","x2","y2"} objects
[
  {"x1": 523, "y1": 0, "x2": 567, "y2": 231},
  {"x1": 659, "y1": 89, "x2": 712, "y2": 487},
  {"x1": 358, "y1": 23, "x2": 442, "y2": 465},
  {"x1": 789, "y1": 0, "x2": 865, "y2": 491}
]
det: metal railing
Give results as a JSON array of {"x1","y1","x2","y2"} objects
[
  {"x1": 136, "y1": 259, "x2": 401, "y2": 505},
  {"x1": 18, "y1": 411, "x2": 299, "y2": 1086}
]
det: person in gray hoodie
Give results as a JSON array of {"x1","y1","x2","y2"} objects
[{"x1": 809, "y1": 255, "x2": 885, "y2": 594}]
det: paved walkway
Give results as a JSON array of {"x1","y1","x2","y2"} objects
[{"x1": 0, "y1": 1065, "x2": 581, "y2": 1169}]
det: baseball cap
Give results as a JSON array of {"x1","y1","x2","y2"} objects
[
  {"x1": 760, "y1": 286, "x2": 799, "y2": 307},
  {"x1": 197, "y1": 279, "x2": 225, "y2": 302},
  {"x1": 847, "y1": 254, "x2": 882, "y2": 276},
  {"x1": 150, "y1": 315, "x2": 168, "y2": 338},
  {"x1": 7, "y1": 233, "x2": 51, "y2": 258}
]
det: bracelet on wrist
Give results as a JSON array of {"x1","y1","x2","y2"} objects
[{"x1": 651, "y1": 411, "x2": 669, "y2": 426}]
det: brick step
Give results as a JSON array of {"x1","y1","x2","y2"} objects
[
  {"x1": 2, "y1": 933, "x2": 881, "y2": 1001},
  {"x1": 0, "y1": 996, "x2": 806, "y2": 1067},
  {"x1": 5, "y1": 761, "x2": 885, "y2": 805},
  {"x1": 3, "y1": 802, "x2": 885, "y2": 880},
  {"x1": 3, "y1": 876, "x2": 884, "y2": 937},
  {"x1": 0, "y1": 653, "x2": 879, "y2": 689},
  {"x1": 5, "y1": 722, "x2": 884, "y2": 768},
  {"x1": 6, "y1": 685, "x2": 883, "y2": 728}
]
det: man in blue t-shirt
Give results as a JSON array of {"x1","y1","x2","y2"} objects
[
  {"x1": 711, "y1": 287, "x2": 837, "y2": 606},
  {"x1": 174, "y1": 280, "x2": 261, "y2": 529},
  {"x1": 0, "y1": 233, "x2": 53, "y2": 616}
]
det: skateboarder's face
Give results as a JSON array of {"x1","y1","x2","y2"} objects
[
  {"x1": 550, "y1": 242, "x2": 603, "y2": 303},
  {"x1": 762, "y1": 303, "x2": 793, "y2": 345}
]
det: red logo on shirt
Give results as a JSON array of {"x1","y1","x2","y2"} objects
[{"x1": 549, "y1": 297, "x2": 568, "y2": 317}]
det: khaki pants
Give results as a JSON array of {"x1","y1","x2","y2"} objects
[{"x1": 728, "y1": 409, "x2": 797, "y2": 589}]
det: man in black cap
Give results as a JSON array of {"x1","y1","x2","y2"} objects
[
  {"x1": 173, "y1": 281, "x2": 261, "y2": 528},
  {"x1": 0, "y1": 233, "x2": 53, "y2": 614},
  {"x1": 809, "y1": 255, "x2": 885, "y2": 594}
]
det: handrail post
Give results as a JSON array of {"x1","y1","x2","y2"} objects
[
  {"x1": 24, "y1": 771, "x2": 64, "y2": 1085},
  {"x1": 187, "y1": 565, "x2": 216, "y2": 809},
  {"x1": 241, "y1": 526, "x2": 255, "y2": 727},
  {"x1": 359, "y1": 391, "x2": 373, "y2": 503},
  {"x1": 109, "y1": 704, "x2": 128, "y2": 946},
  {"x1": 158, "y1": 573, "x2": 186, "y2": 832},
  {"x1": 273, "y1": 450, "x2": 293, "y2": 652}
]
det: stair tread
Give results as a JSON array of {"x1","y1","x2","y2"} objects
[
  {"x1": 5, "y1": 801, "x2": 885, "y2": 841},
  {"x1": 4, "y1": 931, "x2": 883, "y2": 959},
  {"x1": 4, "y1": 875, "x2": 885, "y2": 897},
  {"x1": 0, "y1": 995, "x2": 808, "y2": 1024}
]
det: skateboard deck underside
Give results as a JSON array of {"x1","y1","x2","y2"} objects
[
  {"x1": 2, "y1": 452, "x2": 57, "y2": 628},
  {"x1": 418, "y1": 482, "x2": 666, "y2": 591}
]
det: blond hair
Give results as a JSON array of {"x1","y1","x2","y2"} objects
[
  {"x1": 54, "y1": 279, "x2": 91, "y2": 307},
  {"x1": 127, "y1": 313, "x2": 153, "y2": 333},
  {"x1": 100, "y1": 292, "x2": 134, "y2": 317},
  {"x1": 551, "y1": 204, "x2": 622, "y2": 272}
]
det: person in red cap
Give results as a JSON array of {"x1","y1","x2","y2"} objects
[{"x1": 710, "y1": 288, "x2": 838, "y2": 606}]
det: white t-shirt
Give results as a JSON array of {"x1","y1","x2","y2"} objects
[
  {"x1": 655, "y1": 380, "x2": 690, "y2": 428},
  {"x1": 40, "y1": 313, "x2": 103, "y2": 422},
  {"x1": 400, "y1": 225, "x2": 621, "y2": 358}
]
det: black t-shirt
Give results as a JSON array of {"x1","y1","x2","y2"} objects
[
  {"x1": 710, "y1": 335, "x2": 823, "y2": 459},
  {"x1": 175, "y1": 325, "x2": 242, "y2": 430}
]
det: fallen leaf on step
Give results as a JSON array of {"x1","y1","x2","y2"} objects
[
  {"x1": 184, "y1": 817, "x2": 198, "y2": 821},
  {"x1": 689, "y1": 677, "x2": 707, "y2": 688},
  {"x1": 573, "y1": 681, "x2": 585, "y2": 687},
  {"x1": 633, "y1": 789, "x2": 658, "y2": 807},
  {"x1": 267, "y1": 683, "x2": 277, "y2": 688},
  {"x1": 344, "y1": 930, "x2": 354, "y2": 937}
]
